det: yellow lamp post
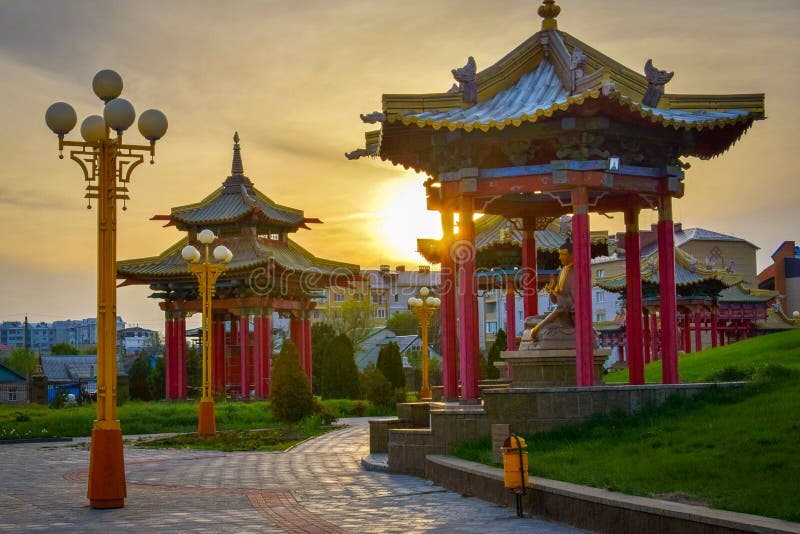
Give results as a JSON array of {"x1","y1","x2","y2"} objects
[
  {"x1": 408, "y1": 287, "x2": 441, "y2": 400},
  {"x1": 182, "y1": 231, "x2": 232, "y2": 436},
  {"x1": 45, "y1": 69, "x2": 168, "y2": 509}
]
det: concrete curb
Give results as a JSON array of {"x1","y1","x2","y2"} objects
[{"x1": 426, "y1": 455, "x2": 800, "y2": 534}]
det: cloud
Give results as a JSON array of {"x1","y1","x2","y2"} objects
[{"x1": 0, "y1": 186, "x2": 67, "y2": 210}]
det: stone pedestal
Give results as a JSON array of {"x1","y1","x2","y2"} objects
[{"x1": 499, "y1": 348, "x2": 610, "y2": 387}]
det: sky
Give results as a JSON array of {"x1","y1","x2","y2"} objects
[{"x1": 0, "y1": 0, "x2": 797, "y2": 332}]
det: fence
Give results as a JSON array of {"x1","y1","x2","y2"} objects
[{"x1": 0, "y1": 383, "x2": 30, "y2": 404}]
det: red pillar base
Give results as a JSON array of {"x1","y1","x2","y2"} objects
[
  {"x1": 87, "y1": 426, "x2": 126, "y2": 509},
  {"x1": 197, "y1": 399, "x2": 216, "y2": 437}
]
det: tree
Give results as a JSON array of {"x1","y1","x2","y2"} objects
[
  {"x1": 311, "y1": 322, "x2": 336, "y2": 396},
  {"x1": 6, "y1": 348, "x2": 37, "y2": 378},
  {"x1": 186, "y1": 344, "x2": 201, "y2": 397},
  {"x1": 321, "y1": 334, "x2": 360, "y2": 399},
  {"x1": 331, "y1": 298, "x2": 374, "y2": 346},
  {"x1": 128, "y1": 354, "x2": 152, "y2": 401},
  {"x1": 376, "y1": 342, "x2": 405, "y2": 390},
  {"x1": 360, "y1": 364, "x2": 395, "y2": 407},
  {"x1": 50, "y1": 342, "x2": 79, "y2": 355},
  {"x1": 270, "y1": 339, "x2": 315, "y2": 422},
  {"x1": 485, "y1": 329, "x2": 507, "y2": 379},
  {"x1": 148, "y1": 357, "x2": 166, "y2": 400},
  {"x1": 386, "y1": 312, "x2": 418, "y2": 335}
]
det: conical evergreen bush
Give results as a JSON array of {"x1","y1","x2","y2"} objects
[{"x1": 270, "y1": 339, "x2": 315, "y2": 422}]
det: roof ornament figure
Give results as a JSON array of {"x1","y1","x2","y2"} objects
[
  {"x1": 360, "y1": 111, "x2": 387, "y2": 124},
  {"x1": 643, "y1": 59, "x2": 674, "y2": 107},
  {"x1": 538, "y1": 0, "x2": 561, "y2": 31},
  {"x1": 451, "y1": 56, "x2": 477, "y2": 104},
  {"x1": 231, "y1": 131, "x2": 244, "y2": 176},
  {"x1": 569, "y1": 47, "x2": 588, "y2": 94}
]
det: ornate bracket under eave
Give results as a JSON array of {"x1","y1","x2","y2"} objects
[{"x1": 360, "y1": 111, "x2": 386, "y2": 124}]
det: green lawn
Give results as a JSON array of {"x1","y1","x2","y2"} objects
[
  {"x1": 604, "y1": 328, "x2": 800, "y2": 383},
  {"x1": 452, "y1": 330, "x2": 800, "y2": 522}
]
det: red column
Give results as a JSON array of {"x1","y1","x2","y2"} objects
[
  {"x1": 457, "y1": 199, "x2": 479, "y2": 402},
  {"x1": 711, "y1": 308, "x2": 718, "y2": 348},
  {"x1": 263, "y1": 313, "x2": 273, "y2": 396},
  {"x1": 212, "y1": 319, "x2": 225, "y2": 397},
  {"x1": 624, "y1": 207, "x2": 644, "y2": 385},
  {"x1": 521, "y1": 216, "x2": 538, "y2": 318},
  {"x1": 304, "y1": 314, "x2": 313, "y2": 386},
  {"x1": 618, "y1": 344, "x2": 625, "y2": 364},
  {"x1": 643, "y1": 309, "x2": 651, "y2": 364},
  {"x1": 164, "y1": 314, "x2": 175, "y2": 400},
  {"x1": 693, "y1": 311, "x2": 703, "y2": 352},
  {"x1": 572, "y1": 188, "x2": 594, "y2": 387},
  {"x1": 657, "y1": 196, "x2": 679, "y2": 384},
  {"x1": 505, "y1": 283, "x2": 517, "y2": 351},
  {"x1": 683, "y1": 312, "x2": 692, "y2": 354},
  {"x1": 176, "y1": 314, "x2": 187, "y2": 399},
  {"x1": 239, "y1": 314, "x2": 249, "y2": 398},
  {"x1": 253, "y1": 312, "x2": 264, "y2": 399},
  {"x1": 440, "y1": 210, "x2": 458, "y2": 401}
]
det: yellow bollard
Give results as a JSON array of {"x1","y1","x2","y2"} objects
[{"x1": 501, "y1": 434, "x2": 529, "y2": 517}]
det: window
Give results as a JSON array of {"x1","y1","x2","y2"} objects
[
  {"x1": 486, "y1": 302, "x2": 497, "y2": 314},
  {"x1": 394, "y1": 294, "x2": 399, "y2": 302},
  {"x1": 374, "y1": 308, "x2": 386, "y2": 319},
  {"x1": 595, "y1": 291, "x2": 605, "y2": 304},
  {"x1": 311, "y1": 310, "x2": 320, "y2": 319},
  {"x1": 485, "y1": 321, "x2": 498, "y2": 334},
  {"x1": 334, "y1": 293, "x2": 345, "y2": 302},
  {"x1": 354, "y1": 293, "x2": 363, "y2": 301},
  {"x1": 595, "y1": 311, "x2": 607, "y2": 322},
  {"x1": 7, "y1": 390, "x2": 16, "y2": 402},
  {"x1": 596, "y1": 269, "x2": 605, "y2": 279}
]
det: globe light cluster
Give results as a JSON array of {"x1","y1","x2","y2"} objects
[
  {"x1": 408, "y1": 287, "x2": 441, "y2": 308},
  {"x1": 45, "y1": 69, "x2": 168, "y2": 144},
  {"x1": 181, "y1": 229, "x2": 233, "y2": 264}
]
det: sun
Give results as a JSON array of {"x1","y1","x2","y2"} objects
[{"x1": 378, "y1": 173, "x2": 442, "y2": 263}]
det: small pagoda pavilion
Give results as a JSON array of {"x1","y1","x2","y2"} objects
[
  {"x1": 119, "y1": 135, "x2": 358, "y2": 400},
  {"x1": 348, "y1": 0, "x2": 764, "y2": 401},
  {"x1": 596, "y1": 248, "x2": 778, "y2": 362},
  {"x1": 417, "y1": 214, "x2": 610, "y2": 352}
]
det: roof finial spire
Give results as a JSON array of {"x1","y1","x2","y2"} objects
[
  {"x1": 231, "y1": 131, "x2": 244, "y2": 175},
  {"x1": 538, "y1": 0, "x2": 560, "y2": 31}
]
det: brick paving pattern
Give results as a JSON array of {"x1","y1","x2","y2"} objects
[{"x1": 0, "y1": 417, "x2": 582, "y2": 533}]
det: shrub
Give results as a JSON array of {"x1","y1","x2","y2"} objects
[
  {"x1": 149, "y1": 357, "x2": 166, "y2": 400},
  {"x1": 485, "y1": 329, "x2": 506, "y2": 379},
  {"x1": 311, "y1": 323, "x2": 336, "y2": 396},
  {"x1": 270, "y1": 340, "x2": 315, "y2": 422},
  {"x1": 361, "y1": 364, "x2": 395, "y2": 408},
  {"x1": 321, "y1": 335, "x2": 360, "y2": 400},
  {"x1": 377, "y1": 342, "x2": 405, "y2": 390},
  {"x1": 313, "y1": 398, "x2": 338, "y2": 425},
  {"x1": 128, "y1": 355, "x2": 153, "y2": 401}
]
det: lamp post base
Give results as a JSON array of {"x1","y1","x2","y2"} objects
[
  {"x1": 198, "y1": 399, "x2": 216, "y2": 436},
  {"x1": 87, "y1": 426, "x2": 126, "y2": 509}
]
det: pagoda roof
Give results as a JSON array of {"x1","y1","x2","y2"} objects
[
  {"x1": 118, "y1": 232, "x2": 357, "y2": 282},
  {"x1": 386, "y1": 60, "x2": 751, "y2": 135},
  {"x1": 349, "y1": 4, "x2": 764, "y2": 166},
  {"x1": 160, "y1": 134, "x2": 311, "y2": 230},
  {"x1": 597, "y1": 247, "x2": 742, "y2": 293},
  {"x1": 416, "y1": 214, "x2": 608, "y2": 264},
  {"x1": 754, "y1": 308, "x2": 799, "y2": 331},
  {"x1": 718, "y1": 284, "x2": 777, "y2": 304}
]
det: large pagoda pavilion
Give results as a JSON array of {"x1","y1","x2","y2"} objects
[
  {"x1": 119, "y1": 135, "x2": 358, "y2": 400},
  {"x1": 348, "y1": 0, "x2": 764, "y2": 401}
]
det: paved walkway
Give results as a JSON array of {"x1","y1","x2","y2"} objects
[{"x1": 0, "y1": 418, "x2": 583, "y2": 533}]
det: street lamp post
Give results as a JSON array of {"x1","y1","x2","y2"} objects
[
  {"x1": 182, "y1": 231, "x2": 232, "y2": 436},
  {"x1": 408, "y1": 287, "x2": 441, "y2": 400},
  {"x1": 45, "y1": 69, "x2": 168, "y2": 509}
]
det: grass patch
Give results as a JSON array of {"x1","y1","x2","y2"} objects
[
  {"x1": 605, "y1": 329, "x2": 800, "y2": 384},
  {"x1": 0, "y1": 400, "x2": 278, "y2": 439},
  {"x1": 452, "y1": 330, "x2": 800, "y2": 522},
  {"x1": 134, "y1": 415, "x2": 335, "y2": 452}
]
